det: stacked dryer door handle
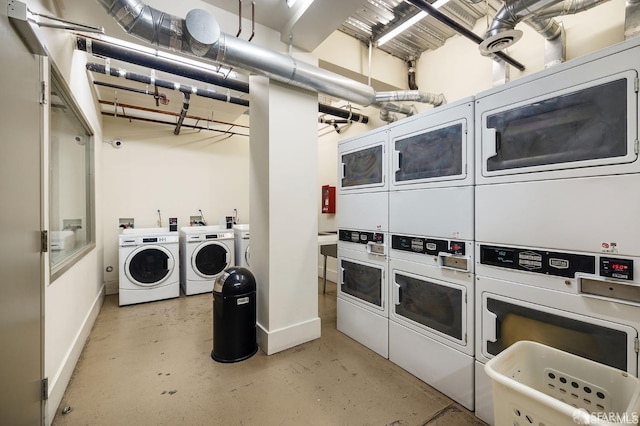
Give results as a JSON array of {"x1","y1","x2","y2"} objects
[
  {"x1": 337, "y1": 127, "x2": 390, "y2": 358},
  {"x1": 473, "y1": 38, "x2": 640, "y2": 425},
  {"x1": 387, "y1": 97, "x2": 476, "y2": 410}
]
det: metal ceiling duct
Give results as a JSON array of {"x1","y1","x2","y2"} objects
[
  {"x1": 77, "y1": 37, "x2": 370, "y2": 123},
  {"x1": 95, "y1": 0, "x2": 445, "y2": 110},
  {"x1": 480, "y1": 0, "x2": 610, "y2": 54}
]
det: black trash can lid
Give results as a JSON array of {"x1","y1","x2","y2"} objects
[{"x1": 214, "y1": 266, "x2": 256, "y2": 295}]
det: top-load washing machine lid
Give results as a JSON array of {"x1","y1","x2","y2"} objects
[
  {"x1": 192, "y1": 241, "x2": 231, "y2": 278},
  {"x1": 125, "y1": 244, "x2": 175, "y2": 287}
]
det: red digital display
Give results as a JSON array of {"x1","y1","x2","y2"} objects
[
  {"x1": 611, "y1": 263, "x2": 629, "y2": 272},
  {"x1": 600, "y1": 257, "x2": 633, "y2": 280}
]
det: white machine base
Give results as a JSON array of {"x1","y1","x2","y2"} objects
[
  {"x1": 119, "y1": 283, "x2": 179, "y2": 306},
  {"x1": 337, "y1": 297, "x2": 388, "y2": 358},
  {"x1": 474, "y1": 360, "x2": 495, "y2": 425},
  {"x1": 181, "y1": 280, "x2": 214, "y2": 296},
  {"x1": 389, "y1": 320, "x2": 474, "y2": 410}
]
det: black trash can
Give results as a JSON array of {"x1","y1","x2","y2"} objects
[{"x1": 211, "y1": 267, "x2": 258, "y2": 363}]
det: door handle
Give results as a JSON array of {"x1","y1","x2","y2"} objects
[
  {"x1": 483, "y1": 308, "x2": 498, "y2": 344},
  {"x1": 393, "y1": 281, "x2": 401, "y2": 305},
  {"x1": 393, "y1": 150, "x2": 402, "y2": 173},
  {"x1": 482, "y1": 127, "x2": 499, "y2": 167}
]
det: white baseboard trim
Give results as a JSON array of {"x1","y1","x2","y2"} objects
[
  {"x1": 257, "y1": 316, "x2": 321, "y2": 355},
  {"x1": 46, "y1": 284, "x2": 105, "y2": 425}
]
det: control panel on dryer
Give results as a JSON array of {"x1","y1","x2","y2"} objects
[
  {"x1": 392, "y1": 235, "x2": 465, "y2": 256},
  {"x1": 339, "y1": 229, "x2": 386, "y2": 255},
  {"x1": 392, "y1": 234, "x2": 470, "y2": 271}
]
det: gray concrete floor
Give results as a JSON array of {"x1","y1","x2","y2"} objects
[{"x1": 53, "y1": 280, "x2": 486, "y2": 425}]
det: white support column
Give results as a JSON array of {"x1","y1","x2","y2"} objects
[{"x1": 250, "y1": 73, "x2": 321, "y2": 355}]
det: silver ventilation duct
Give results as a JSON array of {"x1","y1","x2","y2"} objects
[
  {"x1": 96, "y1": 0, "x2": 445, "y2": 111},
  {"x1": 480, "y1": 0, "x2": 609, "y2": 53}
]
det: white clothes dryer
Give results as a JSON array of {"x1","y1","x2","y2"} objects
[
  {"x1": 118, "y1": 228, "x2": 180, "y2": 306},
  {"x1": 233, "y1": 224, "x2": 250, "y2": 268},
  {"x1": 180, "y1": 226, "x2": 234, "y2": 295}
]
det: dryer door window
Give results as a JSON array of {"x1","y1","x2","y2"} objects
[
  {"x1": 193, "y1": 242, "x2": 230, "y2": 278},
  {"x1": 341, "y1": 145, "x2": 384, "y2": 189},
  {"x1": 393, "y1": 272, "x2": 464, "y2": 342},
  {"x1": 126, "y1": 246, "x2": 172, "y2": 286},
  {"x1": 340, "y1": 259, "x2": 383, "y2": 309},
  {"x1": 484, "y1": 295, "x2": 633, "y2": 372},
  {"x1": 483, "y1": 76, "x2": 633, "y2": 175},
  {"x1": 393, "y1": 122, "x2": 464, "y2": 184}
]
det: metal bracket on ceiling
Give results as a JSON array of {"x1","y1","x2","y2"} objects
[{"x1": 28, "y1": 9, "x2": 104, "y2": 34}]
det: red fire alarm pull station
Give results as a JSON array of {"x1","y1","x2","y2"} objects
[{"x1": 322, "y1": 185, "x2": 336, "y2": 214}]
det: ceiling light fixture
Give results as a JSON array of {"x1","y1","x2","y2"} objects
[
  {"x1": 376, "y1": 0, "x2": 450, "y2": 47},
  {"x1": 286, "y1": 0, "x2": 297, "y2": 7}
]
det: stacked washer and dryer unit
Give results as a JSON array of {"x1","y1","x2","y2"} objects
[
  {"x1": 336, "y1": 98, "x2": 476, "y2": 408},
  {"x1": 337, "y1": 127, "x2": 390, "y2": 358},
  {"x1": 338, "y1": 37, "x2": 640, "y2": 425},
  {"x1": 387, "y1": 97, "x2": 476, "y2": 410},
  {"x1": 474, "y1": 38, "x2": 640, "y2": 424}
]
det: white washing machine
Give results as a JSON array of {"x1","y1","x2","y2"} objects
[
  {"x1": 118, "y1": 227, "x2": 180, "y2": 306},
  {"x1": 233, "y1": 224, "x2": 250, "y2": 268},
  {"x1": 180, "y1": 226, "x2": 235, "y2": 295}
]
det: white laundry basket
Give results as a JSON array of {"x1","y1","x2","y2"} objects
[{"x1": 484, "y1": 341, "x2": 640, "y2": 425}]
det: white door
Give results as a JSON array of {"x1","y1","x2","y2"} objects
[{"x1": 1, "y1": 2, "x2": 44, "y2": 423}]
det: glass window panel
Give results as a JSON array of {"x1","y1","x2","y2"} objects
[
  {"x1": 195, "y1": 244, "x2": 228, "y2": 276},
  {"x1": 129, "y1": 249, "x2": 170, "y2": 284},
  {"x1": 486, "y1": 79, "x2": 628, "y2": 171},
  {"x1": 49, "y1": 69, "x2": 94, "y2": 280},
  {"x1": 341, "y1": 145, "x2": 383, "y2": 187},
  {"x1": 486, "y1": 298, "x2": 627, "y2": 371},
  {"x1": 395, "y1": 124, "x2": 463, "y2": 181},
  {"x1": 395, "y1": 273, "x2": 463, "y2": 340},
  {"x1": 341, "y1": 260, "x2": 382, "y2": 307}
]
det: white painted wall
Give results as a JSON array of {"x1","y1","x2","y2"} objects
[{"x1": 101, "y1": 116, "x2": 250, "y2": 293}]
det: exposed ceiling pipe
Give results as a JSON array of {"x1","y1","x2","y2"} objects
[
  {"x1": 101, "y1": 108, "x2": 249, "y2": 136},
  {"x1": 248, "y1": 2, "x2": 255, "y2": 42},
  {"x1": 374, "y1": 91, "x2": 446, "y2": 106},
  {"x1": 318, "y1": 104, "x2": 369, "y2": 124},
  {"x1": 236, "y1": 0, "x2": 242, "y2": 38},
  {"x1": 405, "y1": 0, "x2": 526, "y2": 71},
  {"x1": 77, "y1": 36, "x2": 370, "y2": 123},
  {"x1": 407, "y1": 57, "x2": 418, "y2": 91},
  {"x1": 379, "y1": 108, "x2": 399, "y2": 123},
  {"x1": 377, "y1": 102, "x2": 419, "y2": 123},
  {"x1": 174, "y1": 92, "x2": 190, "y2": 135},
  {"x1": 86, "y1": 62, "x2": 249, "y2": 106},
  {"x1": 94, "y1": 80, "x2": 169, "y2": 104},
  {"x1": 98, "y1": 99, "x2": 249, "y2": 130},
  {"x1": 77, "y1": 37, "x2": 250, "y2": 93},
  {"x1": 94, "y1": 0, "x2": 443, "y2": 110},
  {"x1": 480, "y1": 0, "x2": 610, "y2": 54}
]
